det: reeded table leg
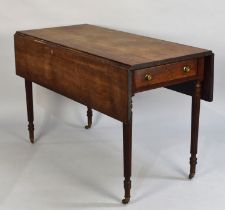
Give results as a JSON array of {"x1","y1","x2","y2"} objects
[
  {"x1": 25, "y1": 79, "x2": 34, "y2": 144},
  {"x1": 189, "y1": 81, "x2": 201, "y2": 179},
  {"x1": 85, "y1": 106, "x2": 92, "y2": 129},
  {"x1": 122, "y1": 115, "x2": 132, "y2": 204}
]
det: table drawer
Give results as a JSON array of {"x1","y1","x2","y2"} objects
[{"x1": 133, "y1": 59, "x2": 198, "y2": 91}]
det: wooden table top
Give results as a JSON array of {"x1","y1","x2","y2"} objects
[{"x1": 18, "y1": 24, "x2": 212, "y2": 69}]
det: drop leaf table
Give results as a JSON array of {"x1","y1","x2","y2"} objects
[{"x1": 14, "y1": 24, "x2": 214, "y2": 204}]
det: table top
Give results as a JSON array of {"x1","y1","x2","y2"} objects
[{"x1": 18, "y1": 24, "x2": 212, "y2": 69}]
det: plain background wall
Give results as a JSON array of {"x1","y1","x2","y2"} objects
[
  {"x1": 0, "y1": 1, "x2": 225, "y2": 210},
  {"x1": 0, "y1": 0, "x2": 225, "y2": 116}
]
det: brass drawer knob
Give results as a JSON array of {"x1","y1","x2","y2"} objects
[
  {"x1": 145, "y1": 74, "x2": 152, "y2": 81},
  {"x1": 183, "y1": 66, "x2": 191, "y2": 73}
]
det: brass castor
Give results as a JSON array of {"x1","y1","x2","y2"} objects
[
  {"x1": 30, "y1": 137, "x2": 34, "y2": 144},
  {"x1": 85, "y1": 124, "x2": 91, "y2": 129},
  {"x1": 28, "y1": 123, "x2": 34, "y2": 144},
  {"x1": 122, "y1": 197, "x2": 130, "y2": 204},
  {"x1": 189, "y1": 173, "x2": 195, "y2": 179},
  {"x1": 85, "y1": 107, "x2": 92, "y2": 129}
]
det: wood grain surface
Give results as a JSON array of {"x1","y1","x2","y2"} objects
[
  {"x1": 133, "y1": 59, "x2": 198, "y2": 92},
  {"x1": 17, "y1": 24, "x2": 212, "y2": 68},
  {"x1": 15, "y1": 34, "x2": 131, "y2": 123}
]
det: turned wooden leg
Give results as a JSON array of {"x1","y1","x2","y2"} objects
[
  {"x1": 122, "y1": 115, "x2": 132, "y2": 204},
  {"x1": 189, "y1": 81, "x2": 201, "y2": 179},
  {"x1": 85, "y1": 106, "x2": 92, "y2": 129},
  {"x1": 25, "y1": 79, "x2": 34, "y2": 144}
]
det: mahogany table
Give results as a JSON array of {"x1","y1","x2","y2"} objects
[{"x1": 14, "y1": 24, "x2": 214, "y2": 204}]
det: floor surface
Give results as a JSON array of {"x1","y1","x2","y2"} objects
[{"x1": 0, "y1": 88, "x2": 225, "y2": 210}]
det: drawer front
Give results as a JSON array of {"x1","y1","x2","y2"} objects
[{"x1": 134, "y1": 59, "x2": 198, "y2": 92}]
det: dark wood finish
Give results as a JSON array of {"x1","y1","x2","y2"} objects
[
  {"x1": 202, "y1": 54, "x2": 214, "y2": 101},
  {"x1": 85, "y1": 107, "x2": 92, "y2": 129},
  {"x1": 189, "y1": 81, "x2": 201, "y2": 179},
  {"x1": 14, "y1": 24, "x2": 214, "y2": 204},
  {"x1": 15, "y1": 34, "x2": 130, "y2": 123},
  {"x1": 122, "y1": 114, "x2": 132, "y2": 204},
  {"x1": 197, "y1": 57, "x2": 205, "y2": 80},
  {"x1": 15, "y1": 24, "x2": 213, "y2": 102},
  {"x1": 19, "y1": 24, "x2": 211, "y2": 68},
  {"x1": 166, "y1": 55, "x2": 213, "y2": 102},
  {"x1": 25, "y1": 79, "x2": 34, "y2": 143},
  {"x1": 133, "y1": 59, "x2": 197, "y2": 92}
]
